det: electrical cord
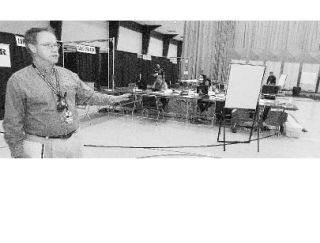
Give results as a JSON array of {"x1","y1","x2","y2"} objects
[
  {"x1": 0, "y1": 130, "x2": 277, "y2": 151},
  {"x1": 83, "y1": 133, "x2": 277, "y2": 149}
]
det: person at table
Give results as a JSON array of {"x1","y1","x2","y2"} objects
[
  {"x1": 153, "y1": 64, "x2": 165, "y2": 81},
  {"x1": 196, "y1": 77, "x2": 213, "y2": 117},
  {"x1": 152, "y1": 74, "x2": 169, "y2": 110},
  {"x1": 263, "y1": 72, "x2": 278, "y2": 124},
  {"x1": 197, "y1": 74, "x2": 206, "y2": 85},
  {"x1": 267, "y1": 71, "x2": 276, "y2": 85},
  {"x1": 152, "y1": 73, "x2": 168, "y2": 91}
]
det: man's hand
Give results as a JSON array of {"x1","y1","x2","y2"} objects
[{"x1": 117, "y1": 93, "x2": 132, "y2": 103}]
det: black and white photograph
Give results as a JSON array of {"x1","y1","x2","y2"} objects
[
  {"x1": 1, "y1": 1, "x2": 320, "y2": 242},
  {"x1": 0, "y1": 19, "x2": 319, "y2": 158}
]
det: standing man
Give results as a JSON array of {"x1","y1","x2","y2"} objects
[
  {"x1": 266, "y1": 71, "x2": 276, "y2": 85},
  {"x1": 3, "y1": 27, "x2": 131, "y2": 158}
]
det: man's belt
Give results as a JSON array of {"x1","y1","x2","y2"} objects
[{"x1": 31, "y1": 130, "x2": 77, "y2": 139}]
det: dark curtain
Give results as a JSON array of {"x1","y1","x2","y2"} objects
[
  {"x1": 99, "y1": 53, "x2": 109, "y2": 88},
  {"x1": 57, "y1": 41, "x2": 63, "y2": 67},
  {"x1": 0, "y1": 32, "x2": 32, "y2": 119},
  {"x1": 140, "y1": 58, "x2": 153, "y2": 86},
  {"x1": 76, "y1": 47, "x2": 100, "y2": 83},
  {"x1": 114, "y1": 50, "x2": 140, "y2": 87},
  {"x1": 102, "y1": 50, "x2": 180, "y2": 89},
  {"x1": 63, "y1": 47, "x2": 100, "y2": 88},
  {"x1": 63, "y1": 52, "x2": 77, "y2": 73}
]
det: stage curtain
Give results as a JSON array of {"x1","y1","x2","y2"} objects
[
  {"x1": 182, "y1": 21, "x2": 320, "y2": 84},
  {"x1": 182, "y1": 21, "x2": 235, "y2": 83},
  {"x1": 233, "y1": 21, "x2": 320, "y2": 62}
]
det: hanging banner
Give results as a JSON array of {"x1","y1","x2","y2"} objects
[
  {"x1": 15, "y1": 36, "x2": 25, "y2": 47},
  {"x1": 76, "y1": 44, "x2": 96, "y2": 54},
  {"x1": 142, "y1": 54, "x2": 151, "y2": 61},
  {"x1": 0, "y1": 43, "x2": 11, "y2": 67}
]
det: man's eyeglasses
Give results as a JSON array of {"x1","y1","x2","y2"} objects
[{"x1": 39, "y1": 43, "x2": 61, "y2": 49}]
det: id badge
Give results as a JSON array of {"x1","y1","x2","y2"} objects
[{"x1": 64, "y1": 110, "x2": 73, "y2": 124}]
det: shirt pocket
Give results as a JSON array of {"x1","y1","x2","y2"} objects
[{"x1": 27, "y1": 89, "x2": 56, "y2": 111}]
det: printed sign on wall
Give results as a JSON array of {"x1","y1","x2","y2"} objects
[
  {"x1": 76, "y1": 44, "x2": 96, "y2": 54},
  {"x1": 170, "y1": 57, "x2": 177, "y2": 64},
  {"x1": 0, "y1": 43, "x2": 11, "y2": 67},
  {"x1": 15, "y1": 36, "x2": 25, "y2": 47},
  {"x1": 142, "y1": 54, "x2": 151, "y2": 61}
]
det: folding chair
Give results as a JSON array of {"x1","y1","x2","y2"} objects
[
  {"x1": 263, "y1": 108, "x2": 288, "y2": 135},
  {"x1": 230, "y1": 108, "x2": 257, "y2": 133},
  {"x1": 141, "y1": 94, "x2": 164, "y2": 120},
  {"x1": 192, "y1": 98, "x2": 216, "y2": 125}
]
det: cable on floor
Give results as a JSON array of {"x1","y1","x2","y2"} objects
[{"x1": 83, "y1": 133, "x2": 277, "y2": 149}]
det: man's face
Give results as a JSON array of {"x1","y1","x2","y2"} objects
[{"x1": 30, "y1": 31, "x2": 60, "y2": 64}]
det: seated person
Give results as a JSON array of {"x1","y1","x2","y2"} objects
[
  {"x1": 263, "y1": 72, "x2": 278, "y2": 123},
  {"x1": 197, "y1": 78, "x2": 213, "y2": 115},
  {"x1": 267, "y1": 71, "x2": 276, "y2": 85},
  {"x1": 211, "y1": 84, "x2": 219, "y2": 94},
  {"x1": 152, "y1": 74, "x2": 169, "y2": 110},
  {"x1": 197, "y1": 74, "x2": 206, "y2": 85},
  {"x1": 153, "y1": 74, "x2": 168, "y2": 91}
]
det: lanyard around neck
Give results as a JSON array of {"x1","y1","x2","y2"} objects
[{"x1": 32, "y1": 64, "x2": 62, "y2": 97}]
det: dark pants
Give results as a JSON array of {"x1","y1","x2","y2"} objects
[
  {"x1": 160, "y1": 97, "x2": 168, "y2": 110},
  {"x1": 197, "y1": 100, "x2": 212, "y2": 113}
]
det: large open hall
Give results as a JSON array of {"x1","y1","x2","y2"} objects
[
  {"x1": 1, "y1": 20, "x2": 320, "y2": 159},
  {"x1": 1, "y1": 1, "x2": 320, "y2": 243}
]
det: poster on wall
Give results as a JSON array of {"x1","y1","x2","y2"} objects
[
  {"x1": 15, "y1": 36, "x2": 25, "y2": 47},
  {"x1": 0, "y1": 43, "x2": 11, "y2": 67},
  {"x1": 76, "y1": 44, "x2": 96, "y2": 54}
]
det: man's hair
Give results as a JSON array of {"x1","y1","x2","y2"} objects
[{"x1": 24, "y1": 27, "x2": 55, "y2": 53}]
